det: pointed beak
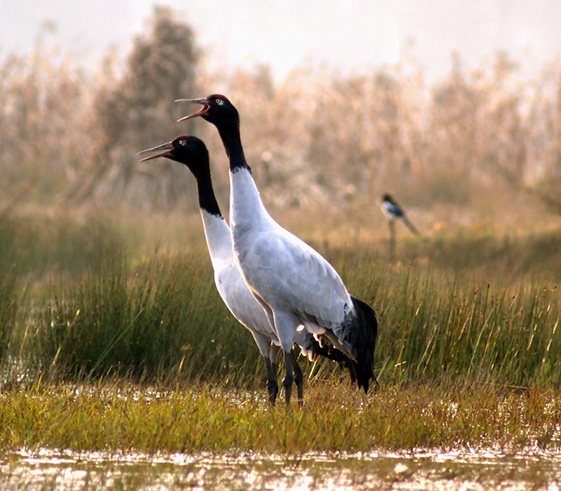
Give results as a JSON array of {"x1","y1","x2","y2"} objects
[
  {"x1": 137, "y1": 141, "x2": 174, "y2": 162},
  {"x1": 175, "y1": 97, "x2": 210, "y2": 122}
]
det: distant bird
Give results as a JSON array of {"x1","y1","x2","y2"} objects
[
  {"x1": 176, "y1": 95, "x2": 378, "y2": 404},
  {"x1": 138, "y1": 135, "x2": 357, "y2": 404},
  {"x1": 381, "y1": 193, "x2": 420, "y2": 236}
]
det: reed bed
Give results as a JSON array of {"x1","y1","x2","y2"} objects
[
  {"x1": 1, "y1": 9, "x2": 560, "y2": 217},
  {"x1": 29, "y1": 253, "x2": 262, "y2": 385}
]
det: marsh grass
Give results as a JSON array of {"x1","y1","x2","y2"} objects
[
  {"x1": 0, "y1": 210, "x2": 123, "y2": 281},
  {"x1": 3, "y1": 224, "x2": 553, "y2": 392},
  {"x1": 0, "y1": 270, "x2": 19, "y2": 366},
  {"x1": 2, "y1": 14, "x2": 561, "y2": 217},
  {"x1": 375, "y1": 271, "x2": 561, "y2": 387},
  {"x1": 1, "y1": 381, "x2": 561, "y2": 453},
  {"x1": 28, "y1": 252, "x2": 262, "y2": 385},
  {"x1": 1, "y1": 202, "x2": 560, "y2": 458},
  {"x1": 1, "y1": 14, "x2": 560, "y2": 391},
  {"x1": 2, "y1": 13, "x2": 561, "y2": 460}
]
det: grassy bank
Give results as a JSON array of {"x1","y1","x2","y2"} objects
[{"x1": 1, "y1": 381, "x2": 560, "y2": 454}]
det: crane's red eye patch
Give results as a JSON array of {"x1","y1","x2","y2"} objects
[{"x1": 208, "y1": 94, "x2": 229, "y2": 105}]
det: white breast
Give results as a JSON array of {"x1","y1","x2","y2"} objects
[
  {"x1": 229, "y1": 170, "x2": 354, "y2": 338},
  {"x1": 201, "y1": 210, "x2": 276, "y2": 340}
]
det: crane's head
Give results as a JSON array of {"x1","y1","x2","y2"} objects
[
  {"x1": 138, "y1": 135, "x2": 209, "y2": 176},
  {"x1": 176, "y1": 94, "x2": 239, "y2": 129}
]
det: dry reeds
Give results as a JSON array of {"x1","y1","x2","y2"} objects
[{"x1": 1, "y1": 10, "x2": 560, "y2": 219}]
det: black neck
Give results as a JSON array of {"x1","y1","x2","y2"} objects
[
  {"x1": 216, "y1": 124, "x2": 251, "y2": 173},
  {"x1": 194, "y1": 171, "x2": 222, "y2": 217}
]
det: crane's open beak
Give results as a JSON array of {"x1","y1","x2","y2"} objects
[
  {"x1": 175, "y1": 97, "x2": 210, "y2": 122},
  {"x1": 137, "y1": 141, "x2": 174, "y2": 162}
]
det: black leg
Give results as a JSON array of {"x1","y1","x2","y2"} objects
[
  {"x1": 290, "y1": 350, "x2": 304, "y2": 406},
  {"x1": 282, "y1": 350, "x2": 304, "y2": 406},
  {"x1": 282, "y1": 351, "x2": 294, "y2": 404},
  {"x1": 264, "y1": 356, "x2": 278, "y2": 404}
]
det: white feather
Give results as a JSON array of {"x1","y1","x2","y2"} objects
[
  {"x1": 201, "y1": 209, "x2": 318, "y2": 358},
  {"x1": 230, "y1": 169, "x2": 356, "y2": 355},
  {"x1": 201, "y1": 210, "x2": 276, "y2": 342}
]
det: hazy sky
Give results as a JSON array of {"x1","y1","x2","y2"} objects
[{"x1": 1, "y1": 0, "x2": 560, "y2": 83}]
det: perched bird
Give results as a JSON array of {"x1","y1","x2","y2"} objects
[
  {"x1": 138, "y1": 135, "x2": 356, "y2": 404},
  {"x1": 176, "y1": 95, "x2": 378, "y2": 404},
  {"x1": 381, "y1": 193, "x2": 420, "y2": 236}
]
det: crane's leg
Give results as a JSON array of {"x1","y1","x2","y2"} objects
[
  {"x1": 270, "y1": 309, "x2": 302, "y2": 405},
  {"x1": 282, "y1": 350, "x2": 294, "y2": 404},
  {"x1": 282, "y1": 350, "x2": 304, "y2": 406},
  {"x1": 289, "y1": 350, "x2": 304, "y2": 405},
  {"x1": 270, "y1": 343, "x2": 281, "y2": 378},
  {"x1": 251, "y1": 333, "x2": 280, "y2": 404},
  {"x1": 264, "y1": 356, "x2": 278, "y2": 404},
  {"x1": 266, "y1": 343, "x2": 282, "y2": 404}
]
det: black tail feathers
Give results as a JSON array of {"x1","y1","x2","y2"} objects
[
  {"x1": 402, "y1": 216, "x2": 421, "y2": 236},
  {"x1": 307, "y1": 296, "x2": 378, "y2": 393},
  {"x1": 347, "y1": 295, "x2": 378, "y2": 393},
  {"x1": 308, "y1": 341, "x2": 357, "y2": 384}
]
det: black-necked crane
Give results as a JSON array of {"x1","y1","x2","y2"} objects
[
  {"x1": 138, "y1": 135, "x2": 357, "y2": 404},
  {"x1": 381, "y1": 193, "x2": 420, "y2": 260},
  {"x1": 175, "y1": 95, "x2": 378, "y2": 405}
]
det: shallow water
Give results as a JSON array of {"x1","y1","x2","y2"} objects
[{"x1": 1, "y1": 448, "x2": 561, "y2": 490}]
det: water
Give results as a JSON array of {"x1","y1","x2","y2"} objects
[{"x1": 1, "y1": 448, "x2": 561, "y2": 490}]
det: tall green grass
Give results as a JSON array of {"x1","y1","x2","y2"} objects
[
  {"x1": 0, "y1": 203, "x2": 560, "y2": 390},
  {"x1": 14, "y1": 232, "x2": 560, "y2": 390},
  {"x1": 399, "y1": 229, "x2": 561, "y2": 280},
  {"x1": 28, "y1": 253, "x2": 262, "y2": 385},
  {"x1": 0, "y1": 270, "x2": 19, "y2": 367},
  {"x1": 0, "y1": 211, "x2": 122, "y2": 280},
  {"x1": 374, "y1": 270, "x2": 560, "y2": 387},
  {"x1": 332, "y1": 234, "x2": 561, "y2": 387}
]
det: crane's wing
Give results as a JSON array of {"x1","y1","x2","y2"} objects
[{"x1": 238, "y1": 226, "x2": 354, "y2": 335}]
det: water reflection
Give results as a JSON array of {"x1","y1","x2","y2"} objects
[{"x1": 1, "y1": 448, "x2": 561, "y2": 490}]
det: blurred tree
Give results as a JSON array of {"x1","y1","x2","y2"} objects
[
  {"x1": 66, "y1": 6, "x2": 200, "y2": 208},
  {"x1": 425, "y1": 53, "x2": 481, "y2": 204},
  {"x1": 527, "y1": 70, "x2": 561, "y2": 214}
]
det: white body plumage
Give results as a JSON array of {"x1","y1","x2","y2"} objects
[
  {"x1": 229, "y1": 168, "x2": 357, "y2": 358},
  {"x1": 201, "y1": 208, "x2": 316, "y2": 360}
]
